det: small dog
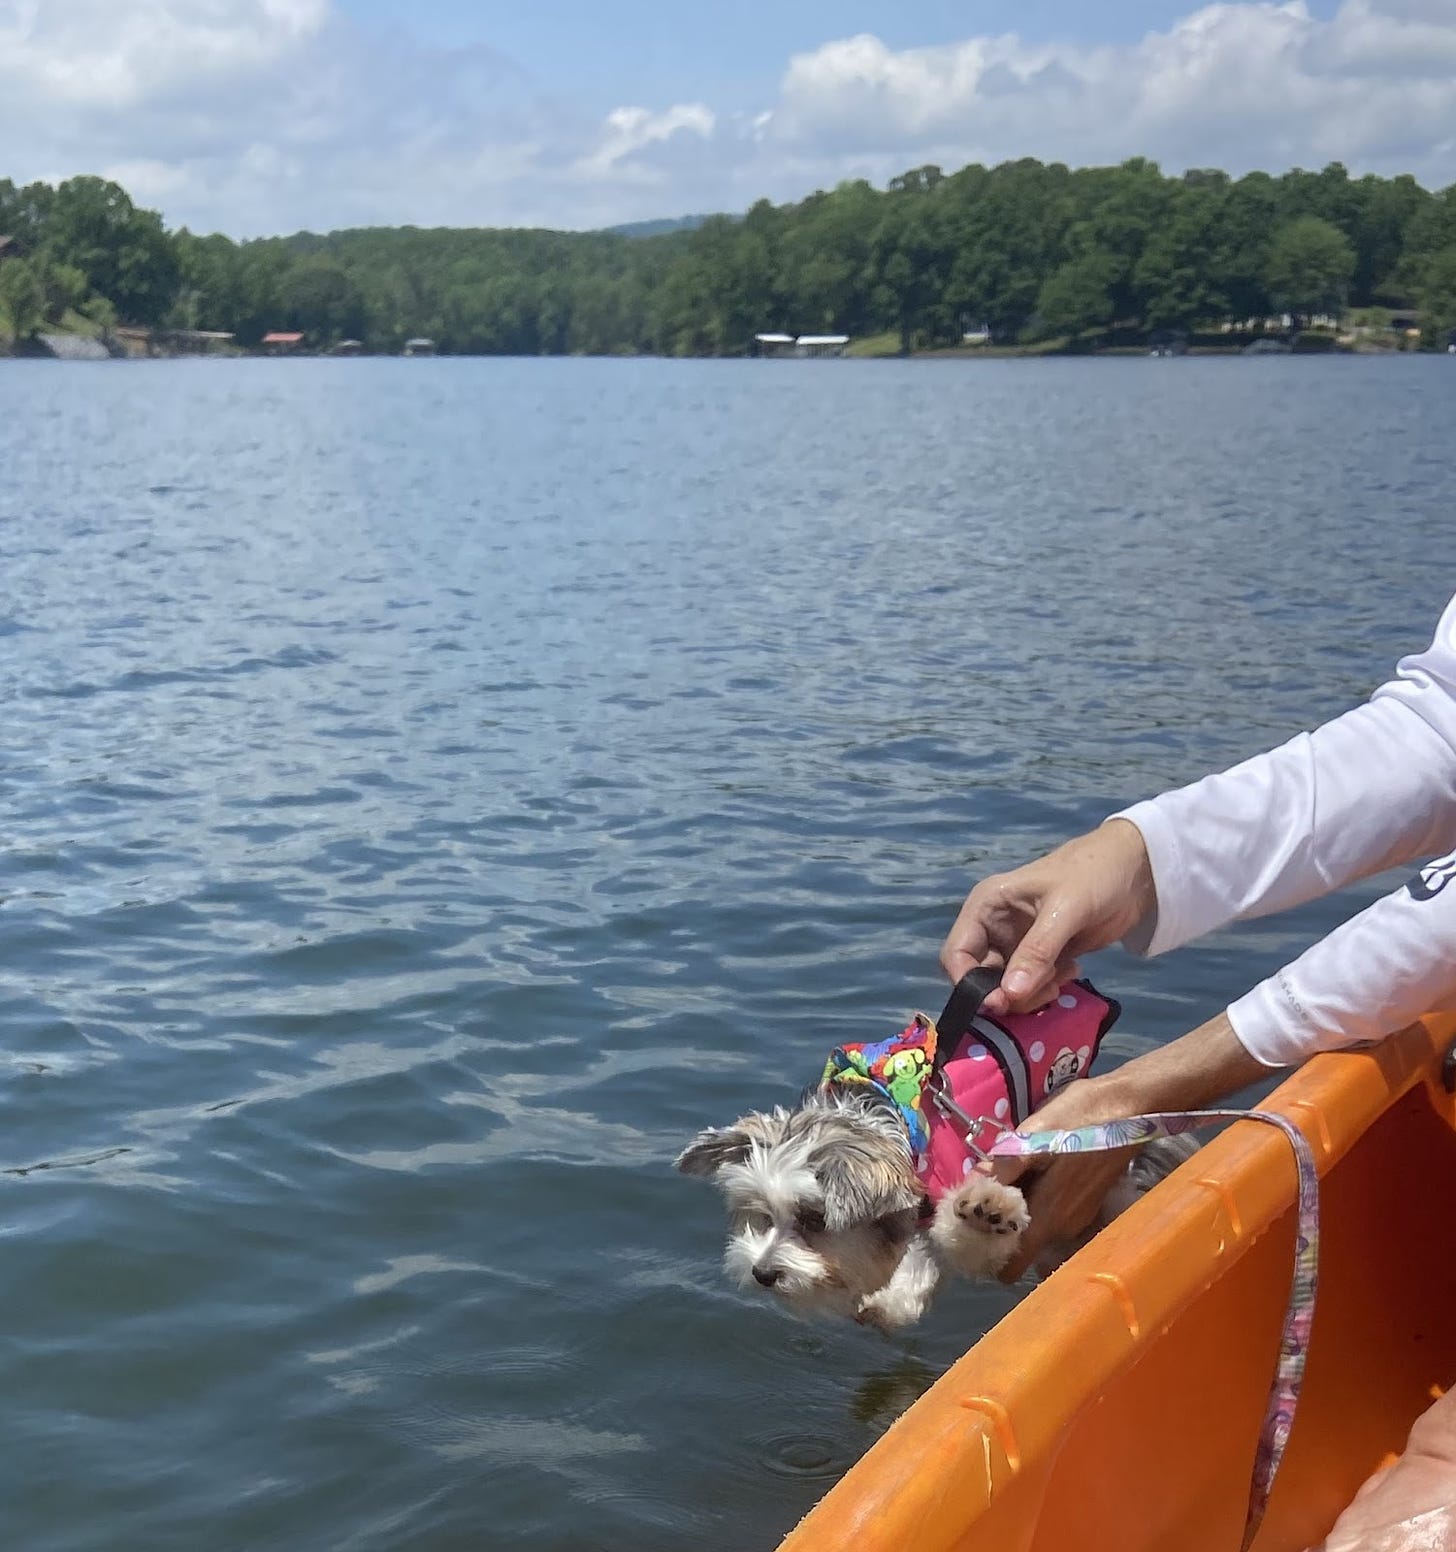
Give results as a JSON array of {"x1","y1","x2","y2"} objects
[
  {"x1": 677, "y1": 1085, "x2": 1197, "y2": 1329},
  {"x1": 676, "y1": 1085, "x2": 932, "y2": 1327},
  {"x1": 676, "y1": 977, "x2": 1197, "y2": 1330}
]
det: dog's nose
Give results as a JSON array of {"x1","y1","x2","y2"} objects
[{"x1": 752, "y1": 1266, "x2": 782, "y2": 1287}]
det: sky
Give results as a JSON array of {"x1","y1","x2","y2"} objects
[{"x1": 1, "y1": 0, "x2": 1452, "y2": 238}]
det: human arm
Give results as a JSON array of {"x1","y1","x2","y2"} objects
[
  {"x1": 942, "y1": 595, "x2": 1456, "y2": 1015},
  {"x1": 1229, "y1": 851, "x2": 1456, "y2": 1064},
  {"x1": 1118, "y1": 595, "x2": 1456, "y2": 957}
]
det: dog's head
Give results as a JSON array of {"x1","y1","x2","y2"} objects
[{"x1": 675, "y1": 1089, "x2": 924, "y2": 1320}]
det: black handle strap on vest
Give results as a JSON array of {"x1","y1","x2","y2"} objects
[
  {"x1": 928, "y1": 966, "x2": 1041, "y2": 1131},
  {"x1": 929, "y1": 967, "x2": 1002, "y2": 1078}
]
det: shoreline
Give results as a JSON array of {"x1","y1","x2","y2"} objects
[{"x1": 0, "y1": 339, "x2": 1446, "y2": 364}]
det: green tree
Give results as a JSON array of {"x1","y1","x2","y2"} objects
[
  {"x1": 0, "y1": 180, "x2": 54, "y2": 247},
  {"x1": 1215, "y1": 174, "x2": 1279, "y2": 324},
  {"x1": 943, "y1": 159, "x2": 1070, "y2": 340},
  {"x1": 231, "y1": 240, "x2": 294, "y2": 345},
  {"x1": 1399, "y1": 185, "x2": 1456, "y2": 303},
  {"x1": 44, "y1": 176, "x2": 179, "y2": 323},
  {"x1": 869, "y1": 198, "x2": 951, "y2": 352},
  {"x1": 1033, "y1": 253, "x2": 1117, "y2": 341},
  {"x1": 80, "y1": 294, "x2": 118, "y2": 334},
  {"x1": 648, "y1": 257, "x2": 715, "y2": 355},
  {"x1": 1060, "y1": 158, "x2": 1173, "y2": 325},
  {"x1": 0, "y1": 256, "x2": 46, "y2": 341},
  {"x1": 41, "y1": 260, "x2": 88, "y2": 323},
  {"x1": 1265, "y1": 215, "x2": 1356, "y2": 328},
  {"x1": 1347, "y1": 173, "x2": 1428, "y2": 304},
  {"x1": 1133, "y1": 185, "x2": 1228, "y2": 330},
  {"x1": 1418, "y1": 246, "x2": 1456, "y2": 348},
  {"x1": 172, "y1": 230, "x2": 249, "y2": 332},
  {"x1": 277, "y1": 254, "x2": 367, "y2": 343},
  {"x1": 777, "y1": 181, "x2": 876, "y2": 336}
]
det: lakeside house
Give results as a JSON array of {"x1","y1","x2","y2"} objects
[
  {"x1": 403, "y1": 337, "x2": 436, "y2": 356},
  {"x1": 0, "y1": 235, "x2": 16, "y2": 260},
  {"x1": 796, "y1": 334, "x2": 849, "y2": 358},
  {"x1": 158, "y1": 329, "x2": 235, "y2": 357},
  {"x1": 753, "y1": 332, "x2": 850, "y2": 358},
  {"x1": 753, "y1": 332, "x2": 796, "y2": 358},
  {"x1": 331, "y1": 339, "x2": 363, "y2": 356},
  {"x1": 262, "y1": 330, "x2": 305, "y2": 355}
]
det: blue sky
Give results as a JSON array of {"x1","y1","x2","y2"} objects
[
  {"x1": 341, "y1": 0, "x2": 1342, "y2": 114},
  {"x1": 0, "y1": 0, "x2": 1447, "y2": 236}
]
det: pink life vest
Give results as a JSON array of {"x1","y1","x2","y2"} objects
[
  {"x1": 917, "y1": 979, "x2": 1119, "y2": 1201},
  {"x1": 820, "y1": 972, "x2": 1120, "y2": 1205}
]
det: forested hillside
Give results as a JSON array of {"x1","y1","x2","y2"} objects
[{"x1": 3, "y1": 159, "x2": 1455, "y2": 353}]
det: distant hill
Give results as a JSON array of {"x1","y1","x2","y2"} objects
[{"x1": 602, "y1": 214, "x2": 724, "y2": 239}]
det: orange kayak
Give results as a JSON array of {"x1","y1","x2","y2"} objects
[{"x1": 778, "y1": 1014, "x2": 1456, "y2": 1552}]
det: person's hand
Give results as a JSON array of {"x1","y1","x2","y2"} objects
[
  {"x1": 991, "y1": 1012, "x2": 1272, "y2": 1282},
  {"x1": 940, "y1": 819, "x2": 1156, "y2": 1014},
  {"x1": 990, "y1": 1073, "x2": 1140, "y2": 1282}
]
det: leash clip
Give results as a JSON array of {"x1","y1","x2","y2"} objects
[{"x1": 928, "y1": 1070, "x2": 1012, "y2": 1162}]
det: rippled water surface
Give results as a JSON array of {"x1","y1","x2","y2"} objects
[{"x1": 1, "y1": 356, "x2": 1453, "y2": 1550}]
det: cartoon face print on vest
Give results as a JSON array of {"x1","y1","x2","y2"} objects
[
  {"x1": 881, "y1": 1047, "x2": 930, "y2": 1111},
  {"x1": 1044, "y1": 1046, "x2": 1091, "y2": 1097}
]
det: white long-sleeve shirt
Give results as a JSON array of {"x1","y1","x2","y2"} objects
[{"x1": 1114, "y1": 592, "x2": 1456, "y2": 1068}]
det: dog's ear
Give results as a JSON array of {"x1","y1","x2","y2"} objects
[
  {"x1": 815, "y1": 1138, "x2": 922, "y2": 1231},
  {"x1": 674, "y1": 1126, "x2": 755, "y2": 1178}
]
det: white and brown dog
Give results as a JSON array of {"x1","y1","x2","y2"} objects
[{"x1": 676, "y1": 972, "x2": 1195, "y2": 1329}]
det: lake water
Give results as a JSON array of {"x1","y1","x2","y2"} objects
[{"x1": 0, "y1": 355, "x2": 1453, "y2": 1550}]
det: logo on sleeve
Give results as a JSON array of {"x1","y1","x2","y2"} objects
[{"x1": 1408, "y1": 852, "x2": 1456, "y2": 901}]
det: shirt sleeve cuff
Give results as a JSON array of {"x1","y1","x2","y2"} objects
[
  {"x1": 1227, "y1": 978, "x2": 1312, "y2": 1069},
  {"x1": 1110, "y1": 801, "x2": 1190, "y2": 958}
]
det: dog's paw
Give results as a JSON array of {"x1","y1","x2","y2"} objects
[
  {"x1": 855, "y1": 1285, "x2": 920, "y2": 1332},
  {"x1": 929, "y1": 1176, "x2": 1029, "y2": 1278},
  {"x1": 945, "y1": 1175, "x2": 1030, "y2": 1236}
]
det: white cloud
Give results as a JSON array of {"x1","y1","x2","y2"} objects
[
  {"x1": 578, "y1": 105, "x2": 716, "y2": 178},
  {"x1": 0, "y1": 0, "x2": 1453, "y2": 236},
  {"x1": 766, "y1": 2, "x2": 1456, "y2": 185},
  {"x1": 0, "y1": 0, "x2": 328, "y2": 109}
]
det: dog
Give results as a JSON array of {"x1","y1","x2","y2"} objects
[{"x1": 675, "y1": 975, "x2": 1198, "y2": 1330}]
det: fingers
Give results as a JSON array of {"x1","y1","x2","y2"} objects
[
  {"x1": 942, "y1": 869, "x2": 1082, "y2": 1011},
  {"x1": 982, "y1": 959, "x2": 1078, "y2": 1016},
  {"x1": 941, "y1": 823, "x2": 1154, "y2": 1015},
  {"x1": 997, "y1": 1189, "x2": 1059, "y2": 1281},
  {"x1": 997, "y1": 1229, "x2": 1042, "y2": 1283},
  {"x1": 988, "y1": 921, "x2": 1073, "y2": 1013},
  {"x1": 994, "y1": 1150, "x2": 1135, "y2": 1284},
  {"x1": 938, "y1": 894, "x2": 993, "y2": 984},
  {"x1": 989, "y1": 1153, "x2": 1035, "y2": 1188}
]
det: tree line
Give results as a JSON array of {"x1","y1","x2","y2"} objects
[{"x1": 3, "y1": 159, "x2": 1456, "y2": 354}]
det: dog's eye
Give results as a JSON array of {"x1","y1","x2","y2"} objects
[
  {"x1": 743, "y1": 1211, "x2": 773, "y2": 1234},
  {"x1": 796, "y1": 1207, "x2": 827, "y2": 1234}
]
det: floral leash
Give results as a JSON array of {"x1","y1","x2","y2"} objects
[{"x1": 987, "y1": 1109, "x2": 1319, "y2": 1552}]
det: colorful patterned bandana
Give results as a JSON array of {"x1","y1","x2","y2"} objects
[{"x1": 821, "y1": 1015, "x2": 938, "y2": 1156}]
